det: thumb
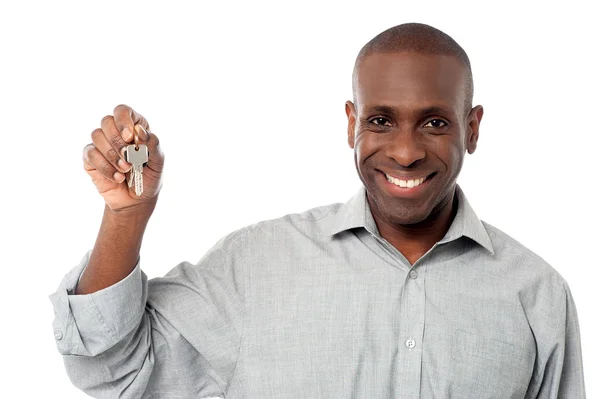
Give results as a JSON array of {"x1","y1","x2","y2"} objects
[{"x1": 134, "y1": 125, "x2": 164, "y2": 173}]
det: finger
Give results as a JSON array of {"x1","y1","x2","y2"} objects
[
  {"x1": 86, "y1": 168, "x2": 119, "y2": 195},
  {"x1": 113, "y1": 104, "x2": 150, "y2": 143},
  {"x1": 100, "y1": 115, "x2": 131, "y2": 161},
  {"x1": 91, "y1": 128, "x2": 131, "y2": 174},
  {"x1": 134, "y1": 124, "x2": 149, "y2": 142},
  {"x1": 142, "y1": 131, "x2": 165, "y2": 172},
  {"x1": 82, "y1": 142, "x2": 126, "y2": 184}
]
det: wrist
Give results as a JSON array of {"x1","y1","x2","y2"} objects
[{"x1": 105, "y1": 198, "x2": 157, "y2": 222}]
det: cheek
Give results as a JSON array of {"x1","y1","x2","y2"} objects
[
  {"x1": 354, "y1": 130, "x2": 379, "y2": 164},
  {"x1": 438, "y1": 140, "x2": 465, "y2": 173}
]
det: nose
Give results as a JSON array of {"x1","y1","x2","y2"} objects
[{"x1": 384, "y1": 129, "x2": 426, "y2": 167}]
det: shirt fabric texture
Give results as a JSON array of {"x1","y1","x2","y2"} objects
[{"x1": 48, "y1": 184, "x2": 586, "y2": 398}]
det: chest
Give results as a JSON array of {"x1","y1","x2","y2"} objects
[{"x1": 234, "y1": 255, "x2": 536, "y2": 398}]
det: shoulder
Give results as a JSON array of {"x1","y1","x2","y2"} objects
[
  {"x1": 480, "y1": 220, "x2": 569, "y2": 308},
  {"x1": 210, "y1": 200, "x2": 343, "y2": 253}
]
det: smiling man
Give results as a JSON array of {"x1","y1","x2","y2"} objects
[
  {"x1": 346, "y1": 35, "x2": 478, "y2": 266},
  {"x1": 50, "y1": 23, "x2": 585, "y2": 398}
]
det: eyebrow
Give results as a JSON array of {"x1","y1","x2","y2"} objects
[{"x1": 365, "y1": 105, "x2": 454, "y2": 118}]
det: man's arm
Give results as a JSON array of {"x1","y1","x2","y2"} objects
[
  {"x1": 555, "y1": 282, "x2": 586, "y2": 397},
  {"x1": 527, "y1": 281, "x2": 586, "y2": 398},
  {"x1": 49, "y1": 234, "x2": 244, "y2": 398},
  {"x1": 48, "y1": 104, "x2": 243, "y2": 397},
  {"x1": 75, "y1": 202, "x2": 154, "y2": 295}
]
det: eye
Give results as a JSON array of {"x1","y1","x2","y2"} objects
[
  {"x1": 424, "y1": 119, "x2": 447, "y2": 128},
  {"x1": 369, "y1": 117, "x2": 392, "y2": 127}
]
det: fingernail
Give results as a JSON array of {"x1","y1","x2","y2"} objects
[
  {"x1": 122, "y1": 127, "x2": 132, "y2": 142},
  {"x1": 135, "y1": 125, "x2": 148, "y2": 141},
  {"x1": 118, "y1": 159, "x2": 131, "y2": 171},
  {"x1": 114, "y1": 172, "x2": 125, "y2": 182}
]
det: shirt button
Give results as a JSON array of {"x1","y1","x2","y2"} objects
[
  {"x1": 54, "y1": 331, "x2": 63, "y2": 340},
  {"x1": 409, "y1": 269, "x2": 418, "y2": 279},
  {"x1": 405, "y1": 338, "x2": 416, "y2": 349}
]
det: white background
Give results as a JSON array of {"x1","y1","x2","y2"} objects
[{"x1": 1, "y1": 1, "x2": 598, "y2": 397}]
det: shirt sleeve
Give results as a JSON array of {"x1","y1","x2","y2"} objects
[
  {"x1": 529, "y1": 281, "x2": 586, "y2": 398},
  {"x1": 48, "y1": 235, "x2": 246, "y2": 399}
]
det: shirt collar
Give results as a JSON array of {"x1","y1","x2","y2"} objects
[{"x1": 323, "y1": 184, "x2": 495, "y2": 256}]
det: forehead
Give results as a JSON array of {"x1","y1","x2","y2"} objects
[{"x1": 355, "y1": 52, "x2": 467, "y2": 114}]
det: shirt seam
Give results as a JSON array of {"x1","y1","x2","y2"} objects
[
  {"x1": 294, "y1": 204, "x2": 336, "y2": 222},
  {"x1": 89, "y1": 294, "x2": 119, "y2": 344},
  {"x1": 224, "y1": 231, "x2": 248, "y2": 397}
]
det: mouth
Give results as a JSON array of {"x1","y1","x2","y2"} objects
[{"x1": 378, "y1": 170, "x2": 437, "y2": 198}]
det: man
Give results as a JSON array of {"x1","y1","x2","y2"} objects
[{"x1": 49, "y1": 23, "x2": 585, "y2": 398}]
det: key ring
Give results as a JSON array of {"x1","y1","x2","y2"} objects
[
  {"x1": 133, "y1": 124, "x2": 149, "y2": 151},
  {"x1": 133, "y1": 125, "x2": 139, "y2": 150}
]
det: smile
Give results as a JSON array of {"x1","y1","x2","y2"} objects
[{"x1": 384, "y1": 173, "x2": 430, "y2": 188}]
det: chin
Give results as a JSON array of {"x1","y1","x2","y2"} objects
[
  {"x1": 368, "y1": 187, "x2": 431, "y2": 223},
  {"x1": 385, "y1": 205, "x2": 433, "y2": 226}
]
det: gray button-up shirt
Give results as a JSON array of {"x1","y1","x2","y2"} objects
[{"x1": 49, "y1": 184, "x2": 586, "y2": 398}]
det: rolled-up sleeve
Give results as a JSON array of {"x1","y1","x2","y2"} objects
[
  {"x1": 48, "y1": 250, "x2": 145, "y2": 357},
  {"x1": 48, "y1": 234, "x2": 245, "y2": 399}
]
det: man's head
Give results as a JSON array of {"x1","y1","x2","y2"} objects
[{"x1": 346, "y1": 22, "x2": 483, "y2": 228}]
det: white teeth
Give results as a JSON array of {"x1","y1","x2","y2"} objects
[{"x1": 385, "y1": 174, "x2": 427, "y2": 188}]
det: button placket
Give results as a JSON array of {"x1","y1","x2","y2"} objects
[{"x1": 395, "y1": 260, "x2": 427, "y2": 396}]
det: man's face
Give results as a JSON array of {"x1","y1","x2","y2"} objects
[{"x1": 346, "y1": 52, "x2": 483, "y2": 227}]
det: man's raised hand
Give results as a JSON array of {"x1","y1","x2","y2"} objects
[{"x1": 83, "y1": 104, "x2": 165, "y2": 213}]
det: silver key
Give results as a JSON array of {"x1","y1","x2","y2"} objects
[{"x1": 124, "y1": 144, "x2": 149, "y2": 196}]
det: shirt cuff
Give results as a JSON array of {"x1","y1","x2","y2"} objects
[{"x1": 48, "y1": 250, "x2": 147, "y2": 356}]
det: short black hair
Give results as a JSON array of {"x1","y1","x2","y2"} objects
[{"x1": 352, "y1": 23, "x2": 474, "y2": 116}]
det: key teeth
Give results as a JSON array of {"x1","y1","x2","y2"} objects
[
  {"x1": 124, "y1": 148, "x2": 147, "y2": 196},
  {"x1": 134, "y1": 164, "x2": 143, "y2": 196}
]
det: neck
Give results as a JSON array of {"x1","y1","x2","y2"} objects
[{"x1": 370, "y1": 187, "x2": 458, "y2": 264}]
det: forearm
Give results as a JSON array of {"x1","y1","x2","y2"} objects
[{"x1": 75, "y1": 200, "x2": 156, "y2": 295}]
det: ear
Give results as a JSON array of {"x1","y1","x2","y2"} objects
[
  {"x1": 345, "y1": 101, "x2": 357, "y2": 149},
  {"x1": 465, "y1": 105, "x2": 483, "y2": 154}
]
